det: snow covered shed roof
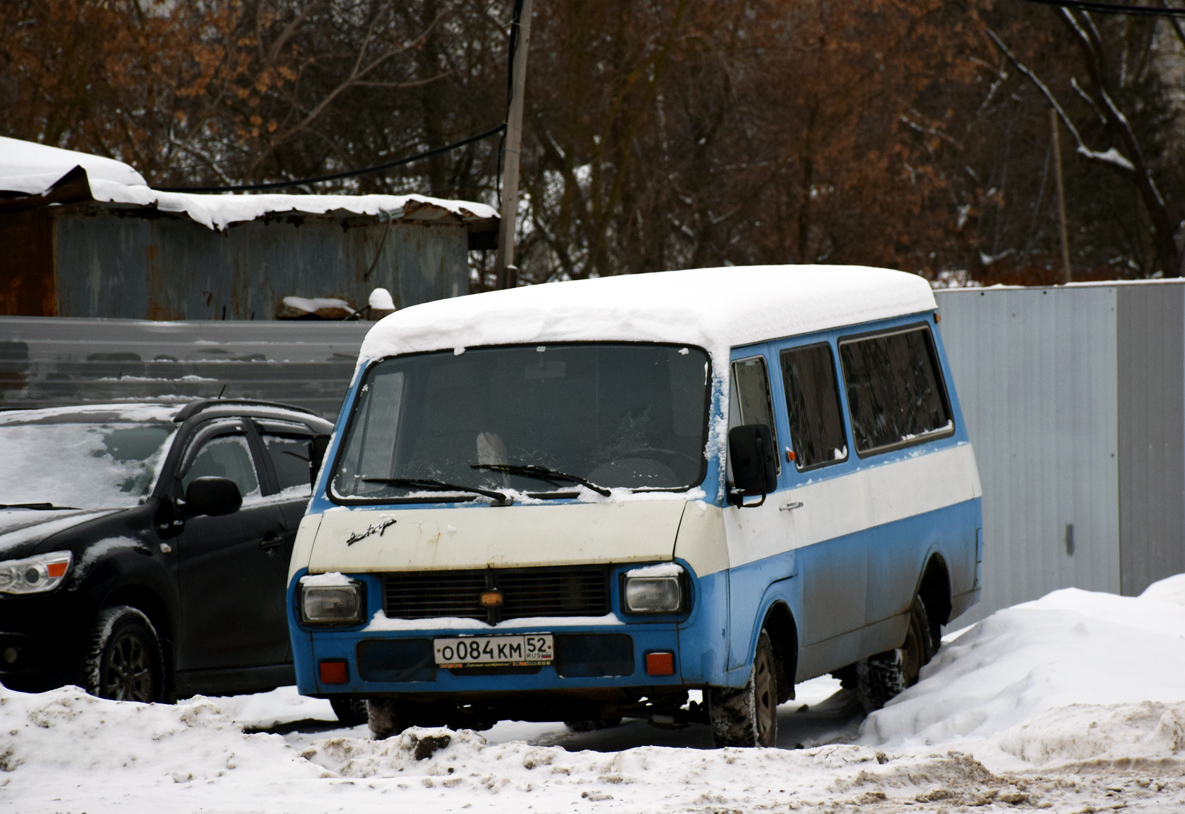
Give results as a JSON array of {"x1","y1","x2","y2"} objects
[
  {"x1": 359, "y1": 265, "x2": 937, "y2": 363},
  {"x1": 0, "y1": 136, "x2": 498, "y2": 235}
]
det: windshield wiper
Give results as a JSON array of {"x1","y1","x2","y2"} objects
[
  {"x1": 0, "y1": 502, "x2": 79, "y2": 511},
  {"x1": 472, "y1": 463, "x2": 612, "y2": 497},
  {"x1": 361, "y1": 477, "x2": 511, "y2": 505}
]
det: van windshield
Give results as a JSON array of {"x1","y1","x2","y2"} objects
[{"x1": 331, "y1": 343, "x2": 711, "y2": 500}]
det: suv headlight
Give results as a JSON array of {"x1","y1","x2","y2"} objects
[
  {"x1": 299, "y1": 575, "x2": 365, "y2": 625},
  {"x1": 0, "y1": 551, "x2": 73, "y2": 595},
  {"x1": 622, "y1": 563, "x2": 686, "y2": 614}
]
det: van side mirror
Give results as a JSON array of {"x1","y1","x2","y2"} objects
[
  {"x1": 728, "y1": 424, "x2": 777, "y2": 507},
  {"x1": 184, "y1": 476, "x2": 243, "y2": 518},
  {"x1": 310, "y1": 434, "x2": 331, "y2": 487}
]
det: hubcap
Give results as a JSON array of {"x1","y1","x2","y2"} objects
[
  {"x1": 103, "y1": 632, "x2": 154, "y2": 702},
  {"x1": 754, "y1": 644, "x2": 775, "y2": 745}
]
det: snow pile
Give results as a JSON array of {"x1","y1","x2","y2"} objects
[
  {"x1": 861, "y1": 575, "x2": 1185, "y2": 769},
  {"x1": 0, "y1": 688, "x2": 326, "y2": 805},
  {"x1": 299, "y1": 728, "x2": 891, "y2": 808}
]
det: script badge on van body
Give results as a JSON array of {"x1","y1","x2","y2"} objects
[{"x1": 434, "y1": 634, "x2": 554, "y2": 668}]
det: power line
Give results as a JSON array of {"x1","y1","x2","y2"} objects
[
  {"x1": 1025, "y1": 0, "x2": 1185, "y2": 16},
  {"x1": 160, "y1": 124, "x2": 506, "y2": 194}
]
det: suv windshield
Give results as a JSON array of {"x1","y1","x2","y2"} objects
[
  {"x1": 0, "y1": 413, "x2": 175, "y2": 510},
  {"x1": 332, "y1": 343, "x2": 711, "y2": 500}
]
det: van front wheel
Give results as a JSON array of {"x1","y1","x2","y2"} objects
[
  {"x1": 709, "y1": 629, "x2": 777, "y2": 747},
  {"x1": 368, "y1": 698, "x2": 414, "y2": 740}
]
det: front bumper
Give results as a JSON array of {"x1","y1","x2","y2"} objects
[
  {"x1": 0, "y1": 592, "x2": 94, "y2": 691},
  {"x1": 288, "y1": 565, "x2": 733, "y2": 703}
]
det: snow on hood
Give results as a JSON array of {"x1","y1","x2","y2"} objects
[
  {"x1": 0, "y1": 509, "x2": 120, "y2": 559},
  {"x1": 359, "y1": 265, "x2": 937, "y2": 364},
  {"x1": 0, "y1": 136, "x2": 497, "y2": 232}
]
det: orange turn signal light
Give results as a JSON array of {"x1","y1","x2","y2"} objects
[
  {"x1": 645, "y1": 651, "x2": 675, "y2": 677},
  {"x1": 46, "y1": 561, "x2": 69, "y2": 578},
  {"x1": 319, "y1": 659, "x2": 349, "y2": 685}
]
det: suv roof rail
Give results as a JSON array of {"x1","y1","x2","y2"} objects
[{"x1": 173, "y1": 398, "x2": 320, "y2": 424}]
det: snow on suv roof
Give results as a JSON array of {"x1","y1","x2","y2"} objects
[{"x1": 359, "y1": 265, "x2": 937, "y2": 362}]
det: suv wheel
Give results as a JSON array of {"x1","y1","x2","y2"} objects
[{"x1": 84, "y1": 606, "x2": 165, "y2": 703}]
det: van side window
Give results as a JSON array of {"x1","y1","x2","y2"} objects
[
  {"x1": 839, "y1": 326, "x2": 952, "y2": 456},
  {"x1": 780, "y1": 344, "x2": 848, "y2": 470},
  {"x1": 731, "y1": 356, "x2": 780, "y2": 474}
]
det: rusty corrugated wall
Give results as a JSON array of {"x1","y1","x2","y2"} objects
[{"x1": 1, "y1": 202, "x2": 476, "y2": 319}]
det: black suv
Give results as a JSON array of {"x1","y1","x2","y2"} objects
[{"x1": 0, "y1": 399, "x2": 333, "y2": 704}]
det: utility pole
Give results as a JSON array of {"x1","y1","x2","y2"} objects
[
  {"x1": 494, "y1": 0, "x2": 533, "y2": 290},
  {"x1": 1051, "y1": 108, "x2": 1072, "y2": 284}
]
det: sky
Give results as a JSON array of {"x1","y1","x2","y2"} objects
[{"x1": 3, "y1": 574, "x2": 1184, "y2": 813}]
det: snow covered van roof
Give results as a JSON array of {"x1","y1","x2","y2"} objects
[
  {"x1": 0, "y1": 136, "x2": 497, "y2": 232},
  {"x1": 359, "y1": 265, "x2": 937, "y2": 363}
]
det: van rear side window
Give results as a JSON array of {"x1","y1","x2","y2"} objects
[
  {"x1": 780, "y1": 344, "x2": 848, "y2": 470},
  {"x1": 839, "y1": 326, "x2": 952, "y2": 456}
]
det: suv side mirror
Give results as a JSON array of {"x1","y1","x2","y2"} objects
[
  {"x1": 184, "y1": 476, "x2": 243, "y2": 518},
  {"x1": 728, "y1": 424, "x2": 777, "y2": 507},
  {"x1": 310, "y1": 434, "x2": 331, "y2": 487}
]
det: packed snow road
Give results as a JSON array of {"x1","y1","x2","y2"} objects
[{"x1": 4, "y1": 577, "x2": 1185, "y2": 813}]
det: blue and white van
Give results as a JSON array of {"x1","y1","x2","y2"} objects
[{"x1": 287, "y1": 266, "x2": 982, "y2": 747}]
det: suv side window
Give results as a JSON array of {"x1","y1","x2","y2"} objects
[
  {"x1": 780, "y1": 343, "x2": 848, "y2": 470},
  {"x1": 181, "y1": 433, "x2": 261, "y2": 498},
  {"x1": 731, "y1": 356, "x2": 780, "y2": 474},
  {"x1": 839, "y1": 325, "x2": 953, "y2": 456},
  {"x1": 258, "y1": 424, "x2": 314, "y2": 495}
]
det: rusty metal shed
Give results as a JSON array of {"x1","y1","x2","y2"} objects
[{"x1": 0, "y1": 138, "x2": 498, "y2": 320}]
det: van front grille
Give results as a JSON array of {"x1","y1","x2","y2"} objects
[{"x1": 383, "y1": 566, "x2": 611, "y2": 625}]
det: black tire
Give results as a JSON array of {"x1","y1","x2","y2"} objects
[
  {"x1": 84, "y1": 606, "x2": 166, "y2": 703},
  {"x1": 330, "y1": 696, "x2": 370, "y2": 727},
  {"x1": 368, "y1": 698, "x2": 414, "y2": 740},
  {"x1": 709, "y1": 629, "x2": 777, "y2": 747},
  {"x1": 857, "y1": 596, "x2": 933, "y2": 712}
]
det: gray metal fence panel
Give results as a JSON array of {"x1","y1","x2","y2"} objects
[
  {"x1": 936, "y1": 287, "x2": 1121, "y2": 626},
  {"x1": 0, "y1": 317, "x2": 370, "y2": 420},
  {"x1": 1117, "y1": 284, "x2": 1185, "y2": 596}
]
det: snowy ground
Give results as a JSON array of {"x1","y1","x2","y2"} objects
[{"x1": 4, "y1": 577, "x2": 1185, "y2": 813}]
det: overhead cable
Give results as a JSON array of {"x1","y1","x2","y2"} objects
[{"x1": 160, "y1": 124, "x2": 507, "y2": 194}]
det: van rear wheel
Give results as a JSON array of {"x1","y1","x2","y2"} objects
[
  {"x1": 857, "y1": 596, "x2": 933, "y2": 712},
  {"x1": 709, "y1": 629, "x2": 777, "y2": 747}
]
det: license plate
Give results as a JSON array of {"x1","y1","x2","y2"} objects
[{"x1": 434, "y1": 634, "x2": 554, "y2": 667}]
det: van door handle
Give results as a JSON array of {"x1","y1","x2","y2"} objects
[
  {"x1": 780, "y1": 501, "x2": 803, "y2": 512},
  {"x1": 260, "y1": 532, "x2": 285, "y2": 552}
]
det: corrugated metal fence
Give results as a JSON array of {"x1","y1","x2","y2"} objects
[
  {"x1": 936, "y1": 282, "x2": 1185, "y2": 626},
  {"x1": 0, "y1": 317, "x2": 370, "y2": 420}
]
